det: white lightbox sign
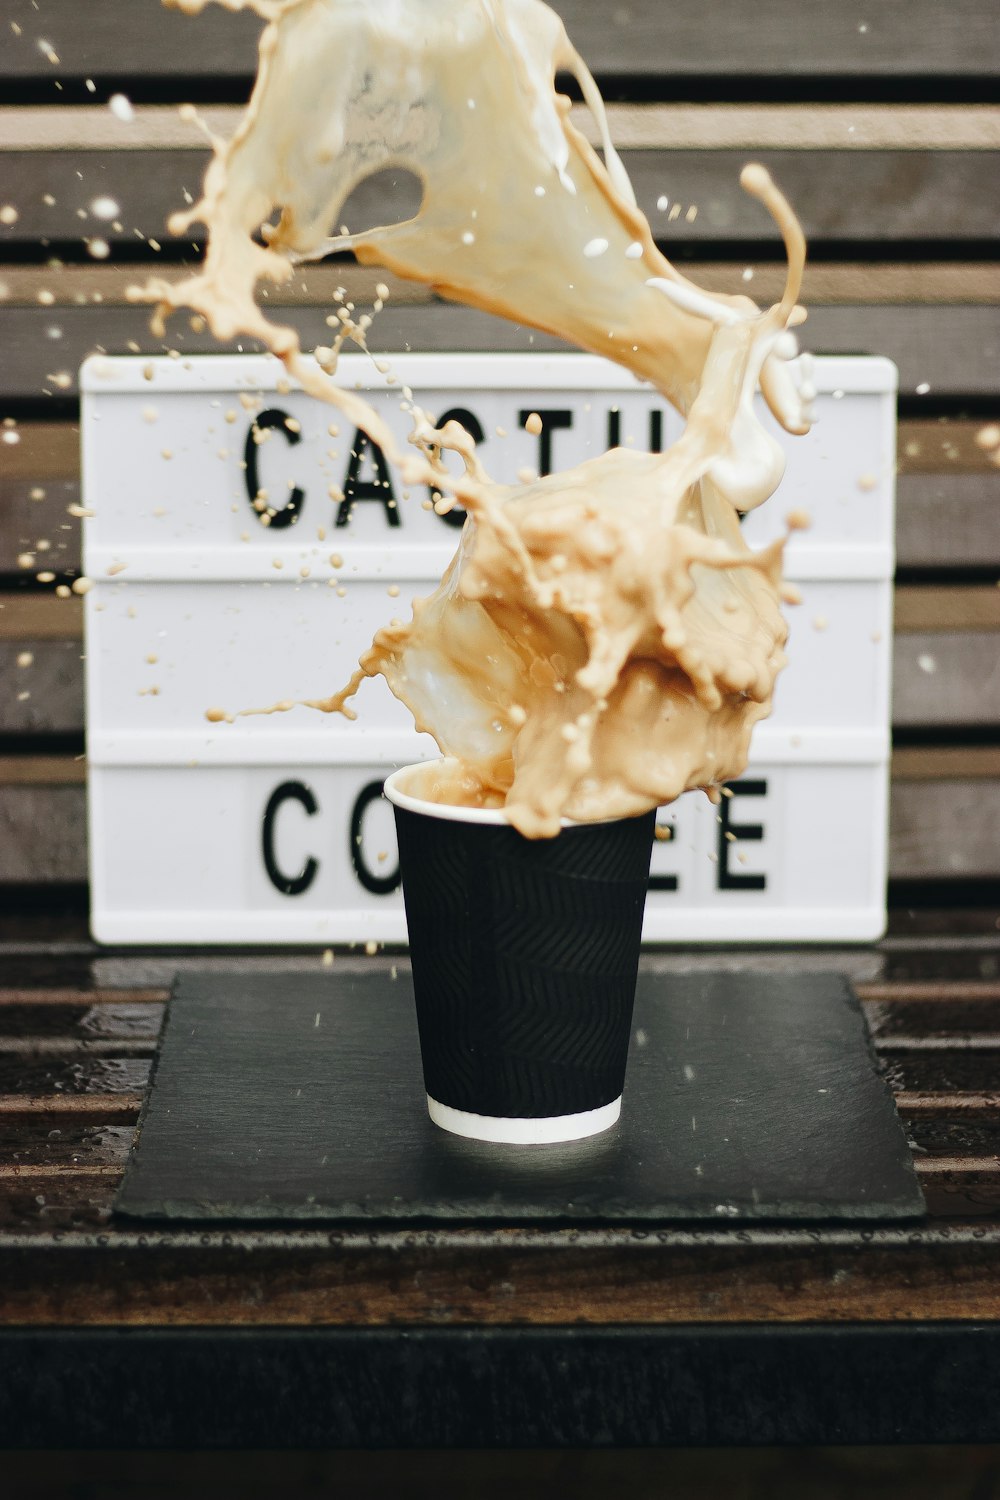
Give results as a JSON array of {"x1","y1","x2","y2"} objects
[{"x1": 81, "y1": 352, "x2": 896, "y2": 944}]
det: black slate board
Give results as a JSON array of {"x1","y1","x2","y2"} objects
[{"x1": 116, "y1": 969, "x2": 925, "y2": 1224}]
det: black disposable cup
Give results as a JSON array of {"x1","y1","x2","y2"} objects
[{"x1": 384, "y1": 760, "x2": 656, "y2": 1144}]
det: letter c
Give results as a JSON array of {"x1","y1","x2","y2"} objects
[{"x1": 262, "y1": 781, "x2": 319, "y2": 896}]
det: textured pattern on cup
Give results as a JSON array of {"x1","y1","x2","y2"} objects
[{"x1": 389, "y1": 766, "x2": 655, "y2": 1124}]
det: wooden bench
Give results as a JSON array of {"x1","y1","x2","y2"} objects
[{"x1": 1, "y1": 0, "x2": 999, "y2": 1451}]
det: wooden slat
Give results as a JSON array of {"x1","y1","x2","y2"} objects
[
  {"x1": 881, "y1": 1047, "x2": 1000, "y2": 1093},
  {"x1": 859, "y1": 981, "x2": 1000, "y2": 1002},
  {"x1": 0, "y1": 1056, "x2": 150, "y2": 1097},
  {"x1": 1, "y1": 302, "x2": 998, "y2": 400},
  {"x1": 895, "y1": 475, "x2": 1000, "y2": 569},
  {"x1": 0, "y1": 785, "x2": 88, "y2": 883},
  {"x1": 0, "y1": 641, "x2": 83, "y2": 734},
  {"x1": 2, "y1": 630, "x2": 997, "y2": 736},
  {"x1": 0, "y1": 759, "x2": 85, "y2": 786},
  {"x1": 897, "y1": 1092, "x2": 1000, "y2": 1117},
  {"x1": 2, "y1": 417, "x2": 995, "y2": 486},
  {"x1": 1, "y1": 1221, "x2": 999, "y2": 1324},
  {"x1": 6, "y1": 260, "x2": 996, "y2": 307},
  {"x1": 0, "y1": 597, "x2": 82, "y2": 640},
  {"x1": 0, "y1": 424, "x2": 79, "y2": 482},
  {"x1": 0, "y1": 987, "x2": 168, "y2": 1005},
  {"x1": 2, "y1": 147, "x2": 997, "y2": 246},
  {"x1": 4, "y1": 468, "x2": 1000, "y2": 580},
  {"x1": 0, "y1": 1123, "x2": 134, "y2": 1171},
  {"x1": 5, "y1": 425, "x2": 999, "y2": 576},
  {"x1": 900, "y1": 421, "x2": 1000, "y2": 474},
  {"x1": 0, "y1": 1038, "x2": 155, "y2": 1057},
  {"x1": 0, "y1": 755, "x2": 999, "y2": 881},
  {"x1": 0, "y1": 1094, "x2": 143, "y2": 1122},
  {"x1": 4, "y1": 0, "x2": 997, "y2": 80},
  {"x1": 6, "y1": 104, "x2": 1000, "y2": 152},
  {"x1": 5, "y1": 588, "x2": 997, "y2": 642},
  {"x1": 0, "y1": 1001, "x2": 162, "y2": 1042},
  {"x1": 894, "y1": 637, "x2": 1000, "y2": 728},
  {"x1": 895, "y1": 587, "x2": 1000, "y2": 632}
]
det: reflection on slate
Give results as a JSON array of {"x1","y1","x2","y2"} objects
[{"x1": 116, "y1": 970, "x2": 925, "y2": 1224}]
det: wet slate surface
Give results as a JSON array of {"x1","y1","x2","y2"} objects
[{"x1": 116, "y1": 969, "x2": 925, "y2": 1224}]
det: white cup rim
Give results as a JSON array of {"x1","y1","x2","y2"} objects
[
  {"x1": 383, "y1": 758, "x2": 646, "y2": 831},
  {"x1": 383, "y1": 758, "x2": 519, "y2": 826}
]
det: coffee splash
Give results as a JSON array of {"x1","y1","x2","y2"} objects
[{"x1": 140, "y1": 0, "x2": 814, "y2": 837}]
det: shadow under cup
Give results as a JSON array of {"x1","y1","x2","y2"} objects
[{"x1": 384, "y1": 762, "x2": 656, "y2": 1145}]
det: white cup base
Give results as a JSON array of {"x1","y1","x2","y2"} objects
[{"x1": 426, "y1": 1094, "x2": 622, "y2": 1145}]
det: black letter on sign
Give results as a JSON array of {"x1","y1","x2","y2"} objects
[
  {"x1": 428, "y1": 407, "x2": 482, "y2": 530},
  {"x1": 519, "y1": 408, "x2": 572, "y2": 476},
  {"x1": 606, "y1": 408, "x2": 663, "y2": 453},
  {"x1": 262, "y1": 781, "x2": 319, "y2": 896},
  {"x1": 648, "y1": 817, "x2": 679, "y2": 892},
  {"x1": 717, "y1": 779, "x2": 767, "y2": 891},
  {"x1": 350, "y1": 781, "x2": 402, "y2": 895},
  {"x1": 337, "y1": 431, "x2": 400, "y2": 528},
  {"x1": 243, "y1": 408, "x2": 304, "y2": 530}
]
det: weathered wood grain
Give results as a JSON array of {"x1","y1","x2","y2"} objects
[
  {"x1": 0, "y1": 1222, "x2": 998, "y2": 1324},
  {"x1": 894, "y1": 635, "x2": 1000, "y2": 728},
  {"x1": 0, "y1": 785, "x2": 88, "y2": 883},
  {"x1": 7, "y1": 104, "x2": 1000, "y2": 152},
  {"x1": 895, "y1": 587, "x2": 1000, "y2": 632},
  {"x1": 2, "y1": 415, "x2": 994, "y2": 489},
  {"x1": 2, "y1": 146, "x2": 997, "y2": 246},
  {"x1": 2, "y1": 302, "x2": 998, "y2": 400},
  {"x1": 5, "y1": 260, "x2": 997, "y2": 307},
  {"x1": 891, "y1": 780, "x2": 1000, "y2": 881},
  {"x1": 4, "y1": 0, "x2": 998, "y2": 80},
  {"x1": 0, "y1": 597, "x2": 82, "y2": 640},
  {"x1": 0, "y1": 755, "x2": 999, "y2": 882},
  {"x1": 2, "y1": 629, "x2": 996, "y2": 735},
  {"x1": 0, "y1": 1093, "x2": 144, "y2": 1123},
  {"x1": 5, "y1": 472, "x2": 994, "y2": 577},
  {"x1": 5, "y1": 424, "x2": 999, "y2": 575},
  {"x1": 892, "y1": 749, "x2": 1000, "y2": 781},
  {"x1": 859, "y1": 980, "x2": 1000, "y2": 1002},
  {"x1": 895, "y1": 474, "x2": 1000, "y2": 569},
  {"x1": 4, "y1": 586, "x2": 992, "y2": 640},
  {"x1": 0, "y1": 640, "x2": 83, "y2": 734}
]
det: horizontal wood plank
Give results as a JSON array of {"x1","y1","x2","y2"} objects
[
  {"x1": 0, "y1": 596, "x2": 82, "y2": 640},
  {"x1": 895, "y1": 474, "x2": 1000, "y2": 568},
  {"x1": 891, "y1": 780, "x2": 1000, "y2": 880},
  {"x1": 3, "y1": 629, "x2": 997, "y2": 736},
  {"x1": 7, "y1": 260, "x2": 996, "y2": 307},
  {"x1": 0, "y1": 640, "x2": 83, "y2": 734},
  {"x1": 4, "y1": 442, "x2": 1000, "y2": 579},
  {"x1": 4, "y1": 587, "x2": 993, "y2": 641},
  {"x1": 1, "y1": 416, "x2": 994, "y2": 490},
  {"x1": 894, "y1": 587, "x2": 1000, "y2": 632},
  {"x1": 0, "y1": 1093, "x2": 144, "y2": 1122},
  {"x1": 5, "y1": 0, "x2": 998, "y2": 80},
  {"x1": 6, "y1": 472, "x2": 996, "y2": 577},
  {"x1": 1, "y1": 302, "x2": 997, "y2": 400},
  {"x1": 892, "y1": 749, "x2": 1000, "y2": 781},
  {"x1": 893, "y1": 635, "x2": 1000, "y2": 728},
  {"x1": 0, "y1": 785, "x2": 88, "y2": 883},
  {"x1": 2, "y1": 147, "x2": 997, "y2": 247},
  {"x1": 0, "y1": 1223, "x2": 998, "y2": 1324},
  {"x1": 0, "y1": 758, "x2": 999, "y2": 881},
  {"x1": 6, "y1": 104, "x2": 1000, "y2": 153}
]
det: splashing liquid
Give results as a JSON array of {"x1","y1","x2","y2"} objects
[{"x1": 139, "y1": 0, "x2": 814, "y2": 837}]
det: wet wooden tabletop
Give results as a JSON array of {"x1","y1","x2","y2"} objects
[{"x1": 1, "y1": 909, "x2": 998, "y2": 1330}]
